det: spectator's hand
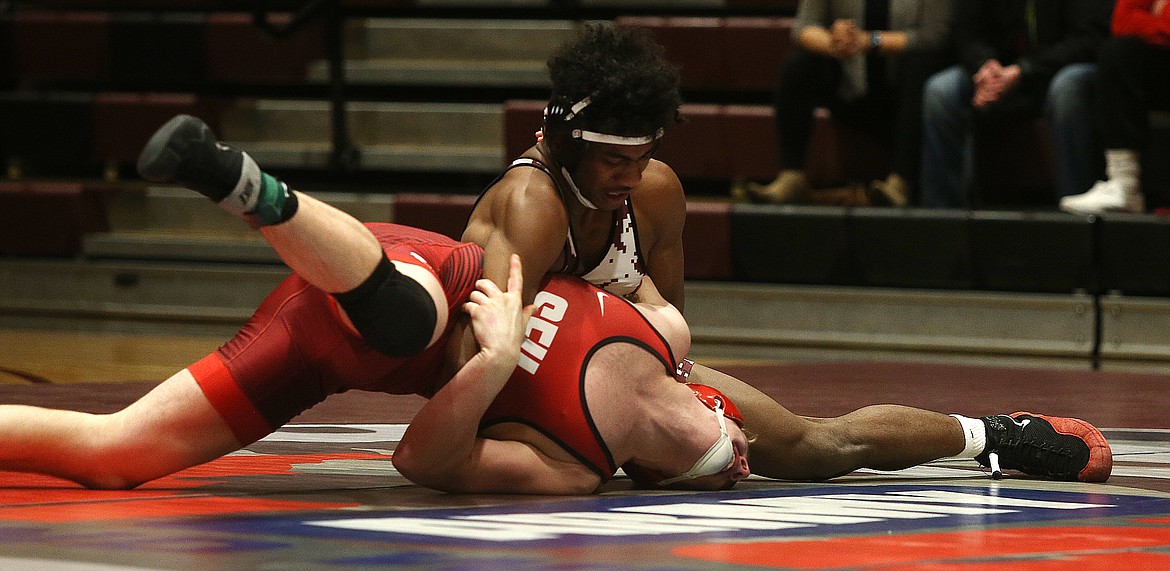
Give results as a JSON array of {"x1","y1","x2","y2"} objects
[
  {"x1": 972, "y1": 60, "x2": 1005, "y2": 109},
  {"x1": 829, "y1": 19, "x2": 866, "y2": 59},
  {"x1": 973, "y1": 59, "x2": 1003, "y2": 86},
  {"x1": 973, "y1": 62, "x2": 1022, "y2": 110}
]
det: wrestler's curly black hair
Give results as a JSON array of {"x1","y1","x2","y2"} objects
[{"x1": 547, "y1": 22, "x2": 682, "y2": 136}]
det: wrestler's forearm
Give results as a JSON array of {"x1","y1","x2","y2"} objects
[
  {"x1": 394, "y1": 255, "x2": 529, "y2": 486},
  {"x1": 395, "y1": 353, "x2": 514, "y2": 481}
]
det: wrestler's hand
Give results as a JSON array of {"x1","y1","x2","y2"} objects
[{"x1": 464, "y1": 254, "x2": 533, "y2": 376}]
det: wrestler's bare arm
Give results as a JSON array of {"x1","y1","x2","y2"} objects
[
  {"x1": 463, "y1": 171, "x2": 568, "y2": 304},
  {"x1": 635, "y1": 161, "x2": 688, "y2": 310},
  {"x1": 629, "y1": 276, "x2": 692, "y2": 360},
  {"x1": 392, "y1": 256, "x2": 596, "y2": 494},
  {"x1": 423, "y1": 437, "x2": 602, "y2": 494}
]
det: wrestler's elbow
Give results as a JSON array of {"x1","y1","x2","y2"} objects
[
  {"x1": 391, "y1": 444, "x2": 453, "y2": 489},
  {"x1": 390, "y1": 443, "x2": 425, "y2": 480}
]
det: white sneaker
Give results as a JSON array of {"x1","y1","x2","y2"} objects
[{"x1": 1059, "y1": 179, "x2": 1145, "y2": 214}]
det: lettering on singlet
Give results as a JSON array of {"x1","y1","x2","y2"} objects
[{"x1": 518, "y1": 290, "x2": 569, "y2": 374}]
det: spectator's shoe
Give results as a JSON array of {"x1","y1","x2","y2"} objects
[
  {"x1": 746, "y1": 170, "x2": 812, "y2": 205},
  {"x1": 867, "y1": 173, "x2": 911, "y2": 207},
  {"x1": 137, "y1": 115, "x2": 292, "y2": 226},
  {"x1": 729, "y1": 178, "x2": 751, "y2": 203},
  {"x1": 1059, "y1": 179, "x2": 1145, "y2": 215},
  {"x1": 976, "y1": 412, "x2": 1112, "y2": 482}
]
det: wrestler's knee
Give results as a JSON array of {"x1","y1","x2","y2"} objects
[
  {"x1": 63, "y1": 416, "x2": 158, "y2": 489},
  {"x1": 75, "y1": 414, "x2": 216, "y2": 490},
  {"x1": 334, "y1": 254, "x2": 439, "y2": 357}
]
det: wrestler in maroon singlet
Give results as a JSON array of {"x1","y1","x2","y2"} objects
[{"x1": 476, "y1": 157, "x2": 648, "y2": 295}]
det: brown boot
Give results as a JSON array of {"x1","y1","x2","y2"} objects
[
  {"x1": 746, "y1": 170, "x2": 812, "y2": 204},
  {"x1": 729, "y1": 178, "x2": 750, "y2": 203},
  {"x1": 867, "y1": 173, "x2": 911, "y2": 207}
]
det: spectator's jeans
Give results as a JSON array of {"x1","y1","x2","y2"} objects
[{"x1": 920, "y1": 63, "x2": 1099, "y2": 207}]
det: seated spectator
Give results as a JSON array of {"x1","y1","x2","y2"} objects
[
  {"x1": 748, "y1": 0, "x2": 953, "y2": 207},
  {"x1": 1061, "y1": 0, "x2": 1170, "y2": 214},
  {"x1": 920, "y1": 0, "x2": 1112, "y2": 208}
]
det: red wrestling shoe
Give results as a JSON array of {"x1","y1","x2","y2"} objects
[{"x1": 975, "y1": 412, "x2": 1112, "y2": 483}]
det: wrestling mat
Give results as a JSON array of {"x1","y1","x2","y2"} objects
[{"x1": 2, "y1": 360, "x2": 1170, "y2": 570}]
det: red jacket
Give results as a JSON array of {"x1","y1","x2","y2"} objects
[{"x1": 1113, "y1": 0, "x2": 1170, "y2": 47}]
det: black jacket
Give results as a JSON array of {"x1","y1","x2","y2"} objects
[{"x1": 953, "y1": 0, "x2": 1112, "y2": 112}]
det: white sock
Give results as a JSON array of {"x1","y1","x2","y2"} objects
[
  {"x1": 1104, "y1": 149, "x2": 1141, "y2": 195},
  {"x1": 218, "y1": 152, "x2": 263, "y2": 217},
  {"x1": 949, "y1": 414, "x2": 987, "y2": 459}
]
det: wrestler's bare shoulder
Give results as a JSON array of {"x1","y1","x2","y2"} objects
[
  {"x1": 634, "y1": 160, "x2": 685, "y2": 204},
  {"x1": 479, "y1": 163, "x2": 563, "y2": 215},
  {"x1": 631, "y1": 160, "x2": 686, "y2": 232},
  {"x1": 466, "y1": 167, "x2": 566, "y2": 245}
]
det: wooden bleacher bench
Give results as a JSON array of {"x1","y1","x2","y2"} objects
[
  {"x1": 205, "y1": 12, "x2": 325, "y2": 85},
  {"x1": 0, "y1": 182, "x2": 110, "y2": 256}
]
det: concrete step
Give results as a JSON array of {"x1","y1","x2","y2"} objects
[
  {"x1": 316, "y1": 58, "x2": 550, "y2": 88},
  {"x1": 10, "y1": 254, "x2": 1164, "y2": 371},
  {"x1": 89, "y1": 186, "x2": 400, "y2": 262},
  {"x1": 0, "y1": 258, "x2": 286, "y2": 325},
  {"x1": 104, "y1": 186, "x2": 397, "y2": 234},
  {"x1": 685, "y1": 282, "x2": 1098, "y2": 366},
  {"x1": 83, "y1": 232, "x2": 281, "y2": 264},
  {"x1": 685, "y1": 281, "x2": 1170, "y2": 371},
  {"x1": 220, "y1": 100, "x2": 504, "y2": 173}
]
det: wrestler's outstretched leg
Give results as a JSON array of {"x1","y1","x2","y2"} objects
[
  {"x1": 137, "y1": 115, "x2": 448, "y2": 355},
  {"x1": 693, "y1": 365, "x2": 1111, "y2": 482},
  {"x1": 0, "y1": 368, "x2": 240, "y2": 489}
]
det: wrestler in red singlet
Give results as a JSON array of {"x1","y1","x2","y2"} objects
[
  {"x1": 187, "y1": 222, "x2": 679, "y2": 482},
  {"x1": 480, "y1": 276, "x2": 676, "y2": 481},
  {"x1": 187, "y1": 223, "x2": 484, "y2": 445}
]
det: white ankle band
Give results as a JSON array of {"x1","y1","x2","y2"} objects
[
  {"x1": 950, "y1": 414, "x2": 986, "y2": 459},
  {"x1": 218, "y1": 152, "x2": 263, "y2": 216}
]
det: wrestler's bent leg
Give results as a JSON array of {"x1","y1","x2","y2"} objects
[{"x1": 138, "y1": 116, "x2": 449, "y2": 355}]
